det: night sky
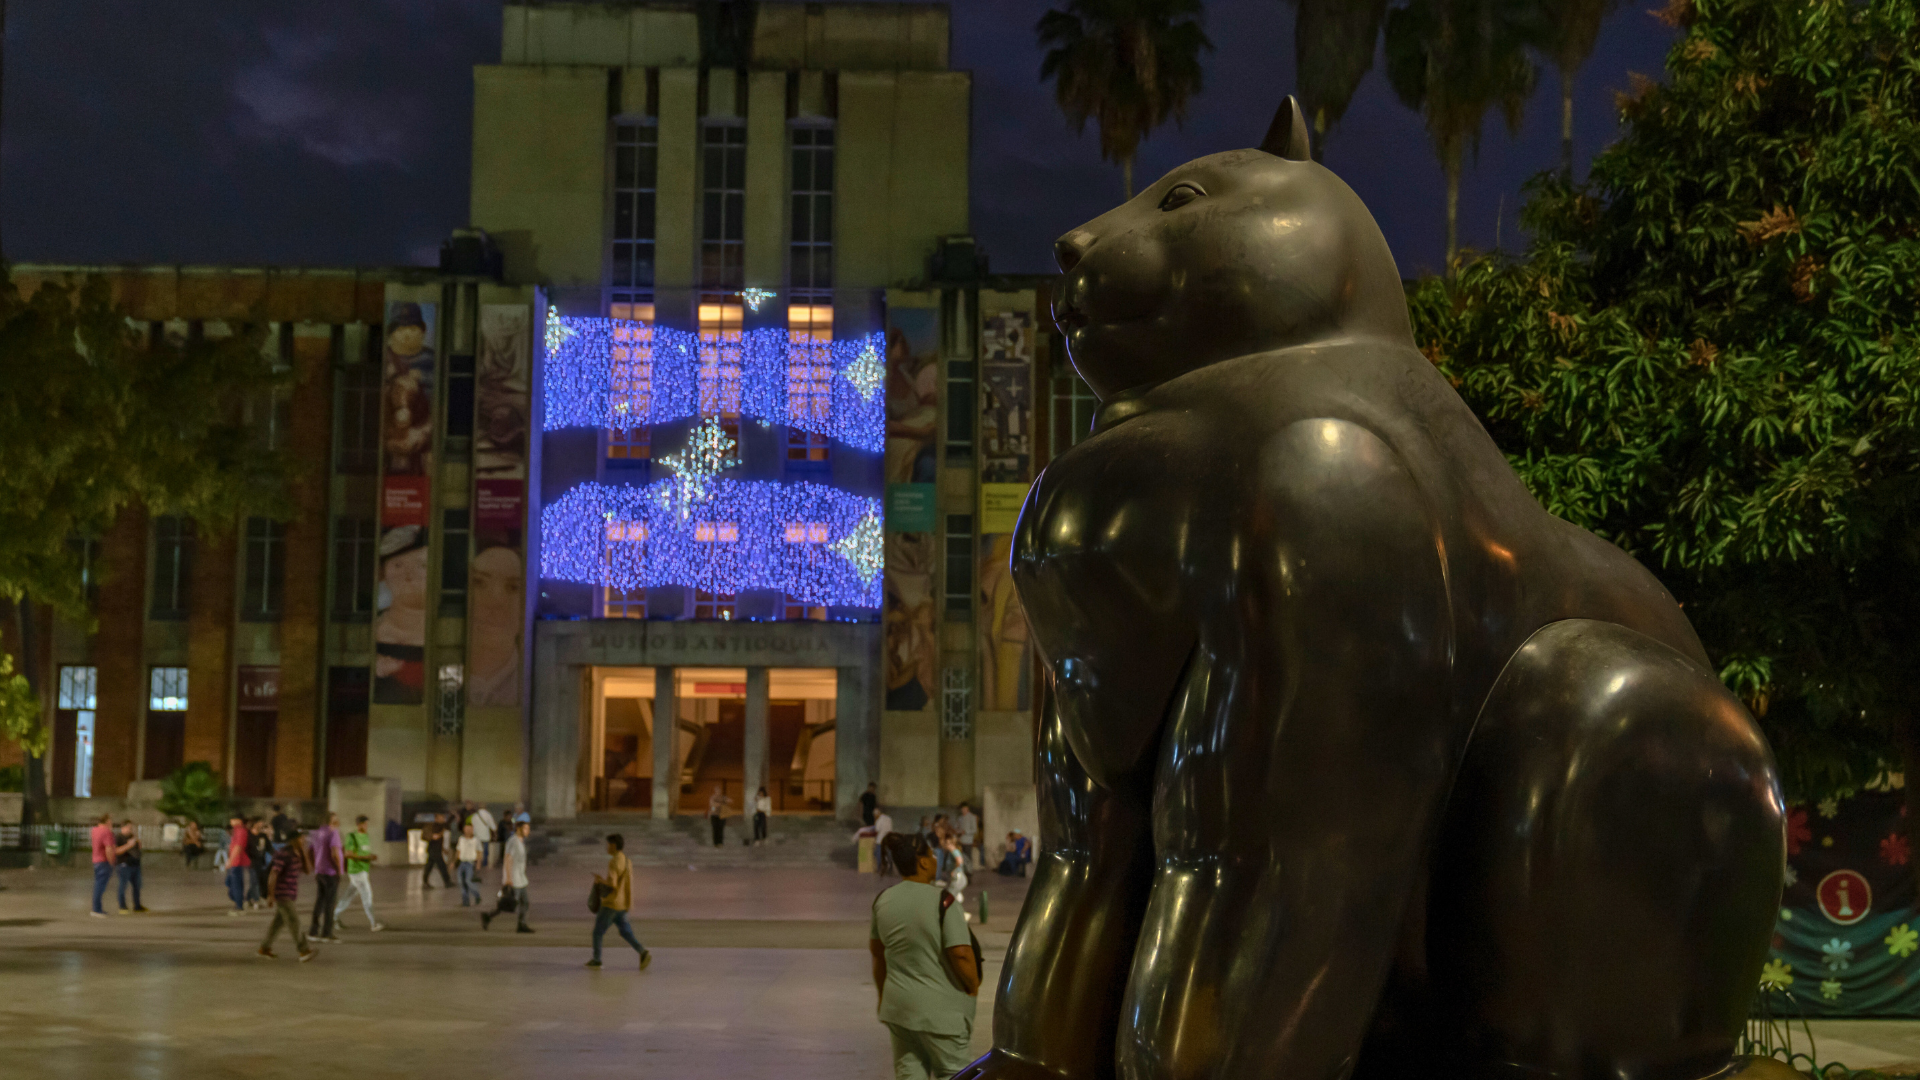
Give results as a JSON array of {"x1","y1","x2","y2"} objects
[{"x1": 3, "y1": 0, "x2": 1677, "y2": 279}]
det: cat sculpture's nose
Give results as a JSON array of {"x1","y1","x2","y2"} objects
[{"x1": 1054, "y1": 229, "x2": 1096, "y2": 273}]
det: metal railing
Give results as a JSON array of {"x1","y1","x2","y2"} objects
[
  {"x1": 1742, "y1": 985, "x2": 1903, "y2": 1078},
  {"x1": 4, "y1": 823, "x2": 234, "y2": 857}
]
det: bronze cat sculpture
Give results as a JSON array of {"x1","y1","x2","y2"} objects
[{"x1": 959, "y1": 99, "x2": 1785, "y2": 1080}]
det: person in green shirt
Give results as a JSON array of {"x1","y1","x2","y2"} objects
[
  {"x1": 333, "y1": 815, "x2": 385, "y2": 932},
  {"x1": 870, "y1": 831, "x2": 980, "y2": 1080}
]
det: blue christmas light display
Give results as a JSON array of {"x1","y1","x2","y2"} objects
[
  {"x1": 541, "y1": 479, "x2": 885, "y2": 608},
  {"x1": 542, "y1": 314, "x2": 885, "y2": 453}
]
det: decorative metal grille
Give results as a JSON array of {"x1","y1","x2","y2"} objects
[
  {"x1": 148, "y1": 667, "x2": 188, "y2": 711},
  {"x1": 435, "y1": 664, "x2": 464, "y2": 736},
  {"x1": 57, "y1": 666, "x2": 97, "y2": 710},
  {"x1": 942, "y1": 666, "x2": 973, "y2": 741}
]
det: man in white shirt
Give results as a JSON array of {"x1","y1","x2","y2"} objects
[
  {"x1": 954, "y1": 802, "x2": 980, "y2": 869},
  {"x1": 482, "y1": 819, "x2": 532, "y2": 933},
  {"x1": 470, "y1": 802, "x2": 496, "y2": 868}
]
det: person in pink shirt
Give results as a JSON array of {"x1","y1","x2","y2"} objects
[
  {"x1": 88, "y1": 813, "x2": 115, "y2": 917},
  {"x1": 224, "y1": 814, "x2": 253, "y2": 916}
]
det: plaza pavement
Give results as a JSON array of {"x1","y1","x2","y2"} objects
[{"x1": 0, "y1": 853, "x2": 1031, "y2": 1080}]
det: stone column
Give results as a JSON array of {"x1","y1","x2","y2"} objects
[
  {"x1": 651, "y1": 666, "x2": 677, "y2": 820},
  {"x1": 743, "y1": 667, "x2": 770, "y2": 814}
]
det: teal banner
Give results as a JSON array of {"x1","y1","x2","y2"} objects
[
  {"x1": 886, "y1": 483, "x2": 936, "y2": 533},
  {"x1": 1764, "y1": 787, "x2": 1920, "y2": 1016}
]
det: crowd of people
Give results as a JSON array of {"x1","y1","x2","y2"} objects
[{"x1": 854, "y1": 783, "x2": 1033, "y2": 894}]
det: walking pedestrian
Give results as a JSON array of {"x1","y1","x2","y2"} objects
[
  {"x1": 707, "y1": 785, "x2": 731, "y2": 847},
  {"x1": 307, "y1": 813, "x2": 345, "y2": 942},
  {"x1": 334, "y1": 815, "x2": 384, "y2": 931},
  {"x1": 482, "y1": 819, "x2": 533, "y2": 933},
  {"x1": 455, "y1": 821, "x2": 482, "y2": 906},
  {"x1": 114, "y1": 821, "x2": 147, "y2": 913},
  {"x1": 422, "y1": 814, "x2": 453, "y2": 889},
  {"x1": 258, "y1": 830, "x2": 316, "y2": 961},
  {"x1": 87, "y1": 813, "x2": 116, "y2": 918},
  {"x1": 869, "y1": 832, "x2": 980, "y2": 1080},
  {"x1": 752, "y1": 786, "x2": 771, "y2": 845},
  {"x1": 246, "y1": 819, "x2": 273, "y2": 909},
  {"x1": 268, "y1": 803, "x2": 294, "y2": 846},
  {"x1": 223, "y1": 815, "x2": 253, "y2": 916},
  {"x1": 954, "y1": 801, "x2": 980, "y2": 869},
  {"x1": 860, "y1": 781, "x2": 878, "y2": 827},
  {"x1": 504, "y1": 803, "x2": 527, "y2": 865},
  {"x1": 586, "y1": 833, "x2": 650, "y2": 970},
  {"x1": 471, "y1": 802, "x2": 496, "y2": 869},
  {"x1": 181, "y1": 820, "x2": 205, "y2": 870}
]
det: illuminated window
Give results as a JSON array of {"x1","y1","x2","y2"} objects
[
  {"x1": 608, "y1": 303, "x2": 655, "y2": 461},
  {"x1": 787, "y1": 304, "x2": 832, "y2": 462},
  {"x1": 1050, "y1": 365, "x2": 1099, "y2": 458},
  {"x1": 693, "y1": 589, "x2": 736, "y2": 621},
  {"x1": 784, "y1": 596, "x2": 827, "y2": 621},
  {"x1": 149, "y1": 667, "x2": 189, "y2": 711},
  {"x1": 782, "y1": 522, "x2": 830, "y2": 543},
  {"x1": 603, "y1": 586, "x2": 648, "y2": 619},
  {"x1": 693, "y1": 522, "x2": 740, "y2": 542},
  {"x1": 698, "y1": 299, "x2": 744, "y2": 425}
]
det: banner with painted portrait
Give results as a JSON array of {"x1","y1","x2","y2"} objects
[
  {"x1": 978, "y1": 309, "x2": 1036, "y2": 712},
  {"x1": 375, "y1": 299, "x2": 436, "y2": 705},
  {"x1": 468, "y1": 304, "x2": 530, "y2": 709}
]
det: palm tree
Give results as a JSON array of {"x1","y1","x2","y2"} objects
[
  {"x1": 1385, "y1": 0, "x2": 1541, "y2": 269},
  {"x1": 1286, "y1": 0, "x2": 1391, "y2": 162},
  {"x1": 1535, "y1": 0, "x2": 1623, "y2": 179},
  {"x1": 1037, "y1": 0, "x2": 1213, "y2": 200}
]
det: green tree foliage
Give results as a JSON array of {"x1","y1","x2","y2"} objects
[
  {"x1": 1287, "y1": 0, "x2": 1391, "y2": 161},
  {"x1": 157, "y1": 761, "x2": 230, "y2": 825},
  {"x1": 1408, "y1": 0, "x2": 1920, "y2": 802},
  {"x1": 1037, "y1": 0, "x2": 1214, "y2": 199},
  {"x1": 1534, "y1": 0, "x2": 1625, "y2": 178},
  {"x1": 0, "y1": 271, "x2": 291, "y2": 793},
  {"x1": 0, "y1": 653, "x2": 43, "y2": 757},
  {"x1": 1385, "y1": 0, "x2": 1541, "y2": 266}
]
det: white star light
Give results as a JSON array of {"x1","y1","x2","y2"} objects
[
  {"x1": 843, "y1": 342, "x2": 884, "y2": 401},
  {"x1": 544, "y1": 305, "x2": 577, "y2": 357},
  {"x1": 742, "y1": 288, "x2": 775, "y2": 312},
  {"x1": 657, "y1": 416, "x2": 741, "y2": 519},
  {"x1": 831, "y1": 511, "x2": 885, "y2": 584}
]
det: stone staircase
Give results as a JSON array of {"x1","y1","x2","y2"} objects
[{"x1": 527, "y1": 813, "x2": 861, "y2": 869}]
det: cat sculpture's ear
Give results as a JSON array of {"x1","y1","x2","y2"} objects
[{"x1": 1258, "y1": 96, "x2": 1312, "y2": 162}]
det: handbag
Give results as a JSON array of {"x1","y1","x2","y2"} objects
[
  {"x1": 938, "y1": 890, "x2": 987, "y2": 988},
  {"x1": 494, "y1": 888, "x2": 518, "y2": 914},
  {"x1": 588, "y1": 881, "x2": 610, "y2": 913}
]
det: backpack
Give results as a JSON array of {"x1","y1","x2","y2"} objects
[{"x1": 937, "y1": 889, "x2": 986, "y2": 989}]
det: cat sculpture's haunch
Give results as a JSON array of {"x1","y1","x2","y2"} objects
[{"x1": 958, "y1": 99, "x2": 1786, "y2": 1080}]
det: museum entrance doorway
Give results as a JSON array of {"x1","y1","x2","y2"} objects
[{"x1": 587, "y1": 666, "x2": 838, "y2": 816}]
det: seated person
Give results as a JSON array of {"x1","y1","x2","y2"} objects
[{"x1": 994, "y1": 831, "x2": 1033, "y2": 877}]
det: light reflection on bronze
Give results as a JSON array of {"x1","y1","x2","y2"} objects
[{"x1": 956, "y1": 97, "x2": 1783, "y2": 1080}]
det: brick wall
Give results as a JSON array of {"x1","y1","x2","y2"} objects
[
  {"x1": 91, "y1": 507, "x2": 149, "y2": 799},
  {"x1": 184, "y1": 525, "x2": 235, "y2": 773},
  {"x1": 274, "y1": 331, "x2": 335, "y2": 798}
]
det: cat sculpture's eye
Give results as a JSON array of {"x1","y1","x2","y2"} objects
[{"x1": 1159, "y1": 182, "x2": 1205, "y2": 211}]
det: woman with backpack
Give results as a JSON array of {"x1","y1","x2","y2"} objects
[{"x1": 869, "y1": 832, "x2": 981, "y2": 1080}]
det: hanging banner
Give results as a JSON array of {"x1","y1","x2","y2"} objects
[
  {"x1": 883, "y1": 301, "x2": 940, "y2": 712},
  {"x1": 375, "y1": 299, "x2": 436, "y2": 706},
  {"x1": 978, "y1": 308, "x2": 1036, "y2": 712},
  {"x1": 1765, "y1": 786, "x2": 1920, "y2": 1016},
  {"x1": 468, "y1": 304, "x2": 531, "y2": 709}
]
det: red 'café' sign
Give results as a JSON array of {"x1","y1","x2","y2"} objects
[{"x1": 238, "y1": 666, "x2": 281, "y2": 712}]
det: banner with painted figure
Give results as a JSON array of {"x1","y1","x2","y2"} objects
[
  {"x1": 884, "y1": 531, "x2": 937, "y2": 712},
  {"x1": 468, "y1": 304, "x2": 531, "y2": 709},
  {"x1": 375, "y1": 300, "x2": 436, "y2": 706},
  {"x1": 885, "y1": 306, "x2": 939, "y2": 485},
  {"x1": 977, "y1": 310, "x2": 1035, "y2": 712},
  {"x1": 1763, "y1": 784, "x2": 1920, "y2": 1016},
  {"x1": 883, "y1": 302, "x2": 940, "y2": 712}
]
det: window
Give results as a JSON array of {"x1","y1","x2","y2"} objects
[
  {"x1": 700, "y1": 123, "x2": 747, "y2": 291},
  {"x1": 787, "y1": 305, "x2": 832, "y2": 465},
  {"x1": 247, "y1": 384, "x2": 290, "y2": 454},
  {"x1": 56, "y1": 666, "x2": 97, "y2": 798},
  {"x1": 693, "y1": 589, "x2": 736, "y2": 621},
  {"x1": 610, "y1": 122, "x2": 659, "y2": 293},
  {"x1": 69, "y1": 536, "x2": 98, "y2": 610},
  {"x1": 944, "y1": 514, "x2": 974, "y2": 620},
  {"x1": 603, "y1": 586, "x2": 649, "y2": 619},
  {"x1": 435, "y1": 664, "x2": 464, "y2": 736},
  {"x1": 446, "y1": 353, "x2": 475, "y2": 449},
  {"x1": 945, "y1": 360, "x2": 976, "y2": 462},
  {"x1": 440, "y1": 508, "x2": 469, "y2": 616},
  {"x1": 149, "y1": 667, "x2": 189, "y2": 710},
  {"x1": 607, "y1": 303, "x2": 654, "y2": 461},
  {"x1": 943, "y1": 666, "x2": 974, "y2": 741},
  {"x1": 150, "y1": 516, "x2": 195, "y2": 621},
  {"x1": 241, "y1": 517, "x2": 285, "y2": 621},
  {"x1": 331, "y1": 516, "x2": 376, "y2": 621},
  {"x1": 789, "y1": 125, "x2": 834, "y2": 298},
  {"x1": 1050, "y1": 367, "x2": 1099, "y2": 459},
  {"x1": 698, "y1": 298, "x2": 744, "y2": 426},
  {"x1": 334, "y1": 363, "x2": 381, "y2": 474},
  {"x1": 783, "y1": 596, "x2": 826, "y2": 621}
]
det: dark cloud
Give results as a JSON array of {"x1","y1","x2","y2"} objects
[{"x1": 0, "y1": 0, "x2": 1676, "y2": 277}]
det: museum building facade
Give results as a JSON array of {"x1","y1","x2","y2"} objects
[{"x1": 2, "y1": 1, "x2": 1096, "y2": 825}]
